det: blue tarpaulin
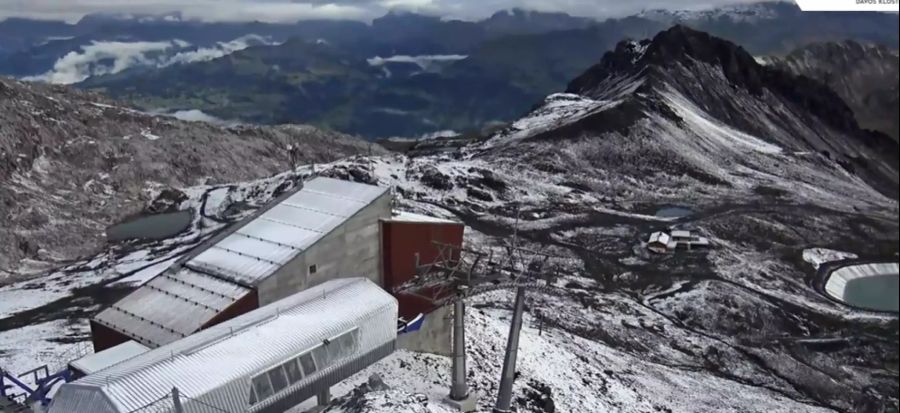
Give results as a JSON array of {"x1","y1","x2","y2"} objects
[{"x1": 397, "y1": 313, "x2": 424, "y2": 334}]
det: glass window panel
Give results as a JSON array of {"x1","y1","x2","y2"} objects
[
  {"x1": 268, "y1": 367, "x2": 289, "y2": 393},
  {"x1": 345, "y1": 330, "x2": 359, "y2": 354},
  {"x1": 331, "y1": 335, "x2": 348, "y2": 361},
  {"x1": 248, "y1": 387, "x2": 257, "y2": 405},
  {"x1": 299, "y1": 352, "x2": 316, "y2": 375},
  {"x1": 252, "y1": 374, "x2": 274, "y2": 401},
  {"x1": 284, "y1": 359, "x2": 304, "y2": 383},
  {"x1": 312, "y1": 345, "x2": 330, "y2": 370},
  {"x1": 332, "y1": 329, "x2": 358, "y2": 361}
]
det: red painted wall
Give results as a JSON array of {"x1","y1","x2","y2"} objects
[
  {"x1": 381, "y1": 220, "x2": 464, "y2": 318},
  {"x1": 201, "y1": 290, "x2": 259, "y2": 329},
  {"x1": 90, "y1": 320, "x2": 133, "y2": 352}
]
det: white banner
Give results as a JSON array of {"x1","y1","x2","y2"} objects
[{"x1": 795, "y1": 0, "x2": 900, "y2": 11}]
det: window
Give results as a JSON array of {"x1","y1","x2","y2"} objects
[
  {"x1": 284, "y1": 359, "x2": 304, "y2": 383},
  {"x1": 299, "y1": 352, "x2": 316, "y2": 375},
  {"x1": 252, "y1": 374, "x2": 273, "y2": 402},
  {"x1": 328, "y1": 329, "x2": 359, "y2": 362},
  {"x1": 311, "y1": 345, "x2": 330, "y2": 369},
  {"x1": 308, "y1": 264, "x2": 317, "y2": 275},
  {"x1": 247, "y1": 328, "x2": 359, "y2": 406},
  {"x1": 267, "y1": 366, "x2": 289, "y2": 393}
]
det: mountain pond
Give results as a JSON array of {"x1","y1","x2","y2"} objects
[
  {"x1": 106, "y1": 209, "x2": 193, "y2": 242},
  {"x1": 655, "y1": 206, "x2": 694, "y2": 219}
]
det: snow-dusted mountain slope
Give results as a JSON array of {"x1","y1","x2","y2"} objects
[
  {"x1": 0, "y1": 77, "x2": 380, "y2": 278},
  {"x1": 763, "y1": 40, "x2": 900, "y2": 142},
  {"x1": 1, "y1": 27, "x2": 898, "y2": 413}
]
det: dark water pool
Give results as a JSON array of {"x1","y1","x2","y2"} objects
[
  {"x1": 106, "y1": 210, "x2": 193, "y2": 242},
  {"x1": 655, "y1": 206, "x2": 693, "y2": 218}
]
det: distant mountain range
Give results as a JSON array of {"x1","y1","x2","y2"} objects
[
  {"x1": 4, "y1": 2, "x2": 898, "y2": 138},
  {"x1": 764, "y1": 40, "x2": 900, "y2": 142}
]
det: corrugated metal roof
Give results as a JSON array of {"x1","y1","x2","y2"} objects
[
  {"x1": 183, "y1": 177, "x2": 389, "y2": 286},
  {"x1": 69, "y1": 341, "x2": 150, "y2": 375},
  {"x1": 93, "y1": 267, "x2": 252, "y2": 347},
  {"x1": 648, "y1": 232, "x2": 670, "y2": 245},
  {"x1": 52, "y1": 278, "x2": 397, "y2": 413}
]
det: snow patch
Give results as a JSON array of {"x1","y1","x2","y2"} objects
[{"x1": 803, "y1": 248, "x2": 859, "y2": 270}]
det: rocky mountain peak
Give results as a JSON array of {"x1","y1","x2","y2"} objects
[
  {"x1": 567, "y1": 25, "x2": 869, "y2": 136},
  {"x1": 569, "y1": 25, "x2": 773, "y2": 94}
]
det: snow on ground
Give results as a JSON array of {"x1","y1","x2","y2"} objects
[
  {"x1": 484, "y1": 93, "x2": 619, "y2": 147},
  {"x1": 109, "y1": 256, "x2": 181, "y2": 286},
  {"x1": 658, "y1": 86, "x2": 782, "y2": 155},
  {"x1": 321, "y1": 302, "x2": 835, "y2": 413},
  {"x1": 140, "y1": 129, "x2": 161, "y2": 140},
  {"x1": 802, "y1": 248, "x2": 859, "y2": 270},
  {"x1": 0, "y1": 166, "x2": 317, "y2": 377},
  {"x1": 0, "y1": 320, "x2": 89, "y2": 390}
]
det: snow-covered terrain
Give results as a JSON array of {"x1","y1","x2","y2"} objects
[
  {"x1": 1, "y1": 25, "x2": 898, "y2": 413},
  {"x1": 0, "y1": 77, "x2": 378, "y2": 277}
]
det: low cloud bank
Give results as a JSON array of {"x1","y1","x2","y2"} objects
[{"x1": 24, "y1": 34, "x2": 276, "y2": 84}]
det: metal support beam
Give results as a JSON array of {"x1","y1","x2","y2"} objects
[
  {"x1": 449, "y1": 299, "x2": 469, "y2": 400},
  {"x1": 172, "y1": 387, "x2": 184, "y2": 413},
  {"x1": 317, "y1": 387, "x2": 331, "y2": 406},
  {"x1": 493, "y1": 287, "x2": 526, "y2": 413}
]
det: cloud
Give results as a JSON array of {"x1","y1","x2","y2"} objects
[
  {"x1": 23, "y1": 35, "x2": 278, "y2": 84},
  {"x1": 166, "y1": 109, "x2": 241, "y2": 126},
  {"x1": 366, "y1": 54, "x2": 468, "y2": 69},
  {"x1": 23, "y1": 40, "x2": 176, "y2": 84},
  {"x1": 0, "y1": 0, "x2": 772, "y2": 23},
  {"x1": 164, "y1": 35, "x2": 278, "y2": 65}
]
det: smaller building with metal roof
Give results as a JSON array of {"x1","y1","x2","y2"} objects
[
  {"x1": 51, "y1": 277, "x2": 398, "y2": 413},
  {"x1": 91, "y1": 177, "x2": 392, "y2": 351},
  {"x1": 68, "y1": 341, "x2": 149, "y2": 378},
  {"x1": 647, "y1": 230, "x2": 710, "y2": 253}
]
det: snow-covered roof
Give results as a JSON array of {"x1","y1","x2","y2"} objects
[
  {"x1": 93, "y1": 267, "x2": 253, "y2": 347},
  {"x1": 689, "y1": 237, "x2": 710, "y2": 246},
  {"x1": 670, "y1": 230, "x2": 692, "y2": 238},
  {"x1": 185, "y1": 177, "x2": 389, "y2": 286},
  {"x1": 92, "y1": 177, "x2": 389, "y2": 349},
  {"x1": 51, "y1": 278, "x2": 398, "y2": 413},
  {"x1": 648, "y1": 231, "x2": 671, "y2": 245},
  {"x1": 69, "y1": 341, "x2": 149, "y2": 375},
  {"x1": 386, "y1": 211, "x2": 459, "y2": 224}
]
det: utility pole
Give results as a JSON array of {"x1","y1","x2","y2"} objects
[
  {"x1": 444, "y1": 291, "x2": 477, "y2": 412},
  {"x1": 450, "y1": 298, "x2": 468, "y2": 400},
  {"x1": 493, "y1": 287, "x2": 526, "y2": 413}
]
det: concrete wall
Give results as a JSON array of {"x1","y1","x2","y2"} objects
[
  {"x1": 396, "y1": 305, "x2": 452, "y2": 356},
  {"x1": 257, "y1": 192, "x2": 392, "y2": 305}
]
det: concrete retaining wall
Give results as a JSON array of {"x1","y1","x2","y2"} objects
[
  {"x1": 825, "y1": 262, "x2": 898, "y2": 299},
  {"x1": 397, "y1": 305, "x2": 452, "y2": 356}
]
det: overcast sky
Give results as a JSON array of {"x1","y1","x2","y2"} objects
[{"x1": 0, "y1": 0, "x2": 765, "y2": 23}]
